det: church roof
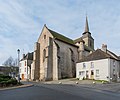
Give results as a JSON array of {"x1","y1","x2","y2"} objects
[
  {"x1": 82, "y1": 16, "x2": 91, "y2": 35},
  {"x1": 84, "y1": 45, "x2": 94, "y2": 51},
  {"x1": 78, "y1": 49, "x2": 119, "y2": 63},
  {"x1": 47, "y1": 28, "x2": 77, "y2": 46},
  {"x1": 85, "y1": 16, "x2": 89, "y2": 32},
  {"x1": 74, "y1": 37, "x2": 85, "y2": 43}
]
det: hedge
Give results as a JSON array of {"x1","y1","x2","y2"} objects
[{"x1": 0, "y1": 74, "x2": 18, "y2": 87}]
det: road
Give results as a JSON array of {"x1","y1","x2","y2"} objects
[{"x1": 0, "y1": 83, "x2": 120, "y2": 100}]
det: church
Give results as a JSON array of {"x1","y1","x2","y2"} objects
[{"x1": 31, "y1": 17, "x2": 94, "y2": 81}]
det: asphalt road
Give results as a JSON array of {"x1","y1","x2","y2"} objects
[{"x1": 0, "y1": 83, "x2": 120, "y2": 100}]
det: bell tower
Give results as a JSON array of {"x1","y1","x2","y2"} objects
[{"x1": 82, "y1": 16, "x2": 94, "y2": 50}]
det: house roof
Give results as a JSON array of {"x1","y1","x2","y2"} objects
[
  {"x1": 20, "y1": 52, "x2": 33, "y2": 61},
  {"x1": 78, "y1": 49, "x2": 119, "y2": 62},
  {"x1": 47, "y1": 28, "x2": 77, "y2": 46}
]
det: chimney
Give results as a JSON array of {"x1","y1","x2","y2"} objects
[
  {"x1": 102, "y1": 44, "x2": 107, "y2": 52},
  {"x1": 23, "y1": 54, "x2": 25, "y2": 58}
]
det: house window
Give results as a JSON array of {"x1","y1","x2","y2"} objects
[
  {"x1": 43, "y1": 49, "x2": 46, "y2": 62},
  {"x1": 96, "y1": 69, "x2": 99, "y2": 77},
  {"x1": 19, "y1": 63, "x2": 21, "y2": 67},
  {"x1": 91, "y1": 62, "x2": 94, "y2": 68},
  {"x1": 25, "y1": 68, "x2": 26, "y2": 72},
  {"x1": 83, "y1": 63, "x2": 86, "y2": 69},
  {"x1": 25, "y1": 61, "x2": 26, "y2": 66},
  {"x1": 44, "y1": 35, "x2": 46, "y2": 39},
  {"x1": 79, "y1": 71, "x2": 85, "y2": 76}
]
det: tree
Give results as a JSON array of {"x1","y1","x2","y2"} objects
[{"x1": 2, "y1": 56, "x2": 17, "y2": 67}]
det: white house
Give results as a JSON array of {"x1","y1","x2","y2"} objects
[
  {"x1": 19, "y1": 52, "x2": 33, "y2": 80},
  {"x1": 76, "y1": 44, "x2": 120, "y2": 82}
]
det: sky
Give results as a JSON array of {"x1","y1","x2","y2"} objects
[{"x1": 0, "y1": 0, "x2": 120, "y2": 65}]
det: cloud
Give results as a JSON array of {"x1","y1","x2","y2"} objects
[{"x1": 0, "y1": 0, "x2": 120, "y2": 64}]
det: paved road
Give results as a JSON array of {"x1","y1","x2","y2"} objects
[
  {"x1": 0, "y1": 83, "x2": 120, "y2": 100},
  {"x1": 0, "y1": 86, "x2": 81, "y2": 100}
]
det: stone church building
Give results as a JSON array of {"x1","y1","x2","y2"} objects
[{"x1": 31, "y1": 17, "x2": 94, "y2": 81}]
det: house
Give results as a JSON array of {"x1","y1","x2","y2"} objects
[
  {"x1": 76, "y1": 44, "x2": 120, "y2": 82},
  {"x1": 31, "y1": 16, "x2": 94, "y2": 81},
  {"x1": 19, "y1": 52, "x2": 33, "y2": 80}
]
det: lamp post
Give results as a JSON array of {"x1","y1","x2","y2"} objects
[{"x1": 17, "y1": 49, "x2": 20, "y2": 83}]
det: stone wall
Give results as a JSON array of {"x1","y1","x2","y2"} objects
[{"x1": 54, "y1": 39, "x2": 78, "y2": 79}]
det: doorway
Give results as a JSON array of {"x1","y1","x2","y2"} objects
[
  {"x1": 22, "y1": 74, "x2": 24, "y2": 80},
  {"x1": 91, "y1": 70, "x2": 94, "y2": 79}
]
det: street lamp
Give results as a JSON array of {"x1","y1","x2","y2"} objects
[{"x1": 17, "y1": 49, "x2": 20, "y2": 83}]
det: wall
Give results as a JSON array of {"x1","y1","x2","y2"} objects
[
  {"x1": 37, "y1": 26, "x2": 54, "y2": 81},
  {"x1": 109, "y1": 59, "x2": 120, "y2": 81},
  {"x1": 19, "y1": 60, "x2": 27, "y2": 80},
  {"x1": 54, "y1": 39, "x2": 78, "y2": 79},
  {"x1": 76, "y1": 59, "x2": 109, "y2": 81}
]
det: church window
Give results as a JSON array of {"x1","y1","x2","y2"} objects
[
  {"x1": 69, "y1": 48, "x2": 74, "y2": 62},
  {"x1": 44, "y1": 35, "x2": 46, "y2": 39},
  {"x1": 43, "y1": 49, "x2": 46, "y2": 62}
]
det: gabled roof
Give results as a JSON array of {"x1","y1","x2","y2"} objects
[
  {"x1": 47, "y1": 28, "x2": 77, "y2": 46},
  {"x1": 78, "y1": 49, "x2": 119, "y2": 62},
  {"x1": 107, "y1": 50, "x2": 119, "y2": 60}
]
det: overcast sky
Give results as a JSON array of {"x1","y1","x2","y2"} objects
[{"x1": 0, "y1": 0, "x2": 120, "y2": 65}]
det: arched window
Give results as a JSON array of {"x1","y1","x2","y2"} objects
[
  {"x1": 43, "y1": 49, "x2": 46, "y2": 62},
  {"x1": 69, "y1": 48, "x2": 74, "y2": 62}
]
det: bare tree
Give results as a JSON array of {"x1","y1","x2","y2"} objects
[{"x1": 2, "y1": 56, "x2": 17, "y2": 67}]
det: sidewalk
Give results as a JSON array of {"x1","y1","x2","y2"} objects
[{"x1": 44, "y1": 78, "x2": 102, "y2": 84}]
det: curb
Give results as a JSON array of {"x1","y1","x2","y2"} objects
[{"x1": 0, "y1": 84, "x2": 33, "y2": 91}]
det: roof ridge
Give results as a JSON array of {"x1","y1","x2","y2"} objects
[
  {"x1": 47, "y1": 28, "x2": 76, "y2": 45},
  {"x1": 78, "y1": 49, "x2": 117, "y2": 62}
]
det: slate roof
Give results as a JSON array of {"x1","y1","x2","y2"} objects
[
  {"x1": 21, "y1": 52, "x2": 33, "y2": 61},
  {"x1": 84, "y1": 45, "x2": 94, "y2": 52},
  {"x1": 47, "y1": 28, "x2": 77, "y2": 46},
  {"x1": 74, "y1": 37, "x2": 85, "y2": 43},
  {"x1": 78, "y1": 49, "x2": 119, "y2": 62}
]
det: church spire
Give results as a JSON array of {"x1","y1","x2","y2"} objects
[{"x1": 84, "y1": 16, "x2": 89, "y2": 32}]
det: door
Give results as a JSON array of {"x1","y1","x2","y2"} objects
[
  {"x1": 86, "y1": 71, "x2": 89, "y2": 79},
  {"x1": 22, "y1": 74, "x2": 24, "y2": 80},
  {"x1": 91, "y1": 70, "x2": 94, "y2": 79}
]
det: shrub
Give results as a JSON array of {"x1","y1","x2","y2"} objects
[{"x1": 0, "y1": 74, "x2": 18, "y2": 87}]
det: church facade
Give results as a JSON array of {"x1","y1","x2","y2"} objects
[{"x1": 31, "y1": 17, "x2": 94, "y2": 81}]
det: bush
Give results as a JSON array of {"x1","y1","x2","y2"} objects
[{"x1": 0, "y1": 74, "x2": 18, "y2": 87}]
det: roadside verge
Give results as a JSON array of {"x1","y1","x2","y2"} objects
[{"x1": 0, "y1": 84, "x2": 33, "y2": 91}]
